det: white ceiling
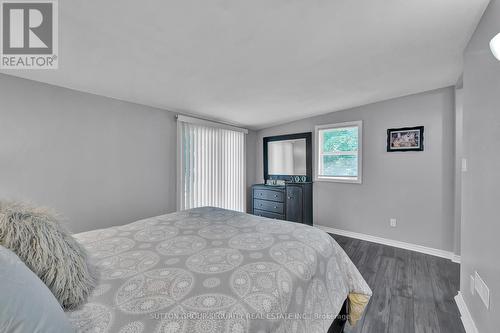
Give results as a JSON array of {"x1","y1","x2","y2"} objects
[{"x1": 2, "y1": 0, "x2": 489, "y2": 129}]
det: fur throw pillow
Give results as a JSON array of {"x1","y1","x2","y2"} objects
[{"x1": 0, "y1": 201, "x2": 98, "y2": 310}]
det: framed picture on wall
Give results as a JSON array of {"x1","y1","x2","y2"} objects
[{"x1": 387, "y1": 126, "x2": 424, "y2": 152}]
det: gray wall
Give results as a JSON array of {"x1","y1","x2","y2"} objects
[
  {"x1": 454, "y1": 87, "x2": 463, "y2": 256},
  {"x1": 245, "y1": 130, "x2": 257, "y2": 213},
  {"x1": 254, "y1": 87, "x2": 456, "y2": 252},
  {"x1": 0, "y1": 74, "x2": 178, "y2": 233},
  {"x1": 461, "y1": 0, "x2": 500, "y2": 331},
  {"x1": 0, "y1": 74, "x2": 257, "y2": 233}
]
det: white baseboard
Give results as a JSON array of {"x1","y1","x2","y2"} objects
[
  {"x1": 316, "y1": 225, "x2": 461, "y2": 263},
  {"x1": 452, "y1": 254, "x2": 462, "y2": 264},
  {"x1": 455, "y1": 292, "x2": 479, "y2": 333}
]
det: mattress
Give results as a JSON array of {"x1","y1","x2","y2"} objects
[{"x1": 67, "y1": 207, "x2": 371, "y2": 333}]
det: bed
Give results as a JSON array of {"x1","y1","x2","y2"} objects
[{"x1": 67, "y1": 207, "x2": 372, "y2": 333}]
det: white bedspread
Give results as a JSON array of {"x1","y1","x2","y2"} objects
[{"x1": 67, "y1": 207, "x2": 371, "y2": 333}]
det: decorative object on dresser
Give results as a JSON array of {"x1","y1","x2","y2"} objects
[{"x1": 252, "y1": 132, "x2": 313, "y2": 225}]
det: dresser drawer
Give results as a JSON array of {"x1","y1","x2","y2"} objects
[
  {"x1": 253, "y1": 189, "x2": 284, "y2": 202},
  {"x1": 253, "y1": 199, "x2": 284, "y2": 214},
  {"x1": 253, "y1": 209, "x2": 285, "y2": 220}
]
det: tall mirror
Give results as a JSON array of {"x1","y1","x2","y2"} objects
[
  {"x1": 263, "y1": 132, "x2": 312, "y2": 182},
  {"x1": 268, "y1": 139, "x2": 307, "y2": 175}
]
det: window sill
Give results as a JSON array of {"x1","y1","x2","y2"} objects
[{"x1": 314, "y1": 176, "x2": 362, "y2": 184}]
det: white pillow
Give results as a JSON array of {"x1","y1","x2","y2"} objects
[
  {"x1": 0, "y1": 201, "x2": 98, "y2": 309},
  {"x1": 0, "y1": 245, "x2": 75, "y2": 333}
]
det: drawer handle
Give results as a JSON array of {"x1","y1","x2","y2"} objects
[
  {"x1": 274, "y1": 194, "x2": 278, "y2": 198},
  {"x1": 274, "y1": 206, "x2": 277, "y2": 209}
]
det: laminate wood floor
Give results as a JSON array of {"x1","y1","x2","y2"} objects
[{"x1": 330, "y1": 234, "x2": 464, "y2": 333}]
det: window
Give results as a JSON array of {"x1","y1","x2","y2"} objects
[
  {"x1": 315, "y1": 121, "x2": 362, "y2": 183},
  {"x1": 177, "y1": 116, "x2": 247, "y2": 211}
]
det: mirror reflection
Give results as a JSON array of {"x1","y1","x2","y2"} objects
[{"x1": 267, "y1": 139, "x2": 306, "y2": 175}]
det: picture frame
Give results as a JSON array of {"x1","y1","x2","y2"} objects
[{"x1": 387, "y1": 126, "x2": 424, "y2": 152}]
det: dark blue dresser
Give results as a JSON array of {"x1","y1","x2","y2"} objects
[{"x1": 251, "y1": 183, "x2": 312, "y2": 226}]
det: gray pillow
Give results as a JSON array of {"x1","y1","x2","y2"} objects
[
  {"x1": 0, "y1": 245, "x2": 75, "y2": 333},
  {"x1": 0, "y1": 202, "x2": 98, "y2": 310}
]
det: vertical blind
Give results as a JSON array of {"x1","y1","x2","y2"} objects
[{"x1": 177, "y1": 118, "x2": 246, "y2": 212}]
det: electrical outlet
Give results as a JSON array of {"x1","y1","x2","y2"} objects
[
  {"x1": 470, "y1": 275, "x2": 475, "y2": 295},
  {"x1": 390, "y1": 218, "x2": 397, "y2": 228},
  {"x1": 474, "y1": 271, "x2": 490, "y2": 309}
]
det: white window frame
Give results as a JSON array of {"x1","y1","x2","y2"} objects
[{"x1": 314, "y1": 120, "x2": 363, "y2": 184}]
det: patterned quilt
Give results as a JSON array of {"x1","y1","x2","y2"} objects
[{"x1": 67, "y1": 207, "x2": 371, "y2": 333}]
